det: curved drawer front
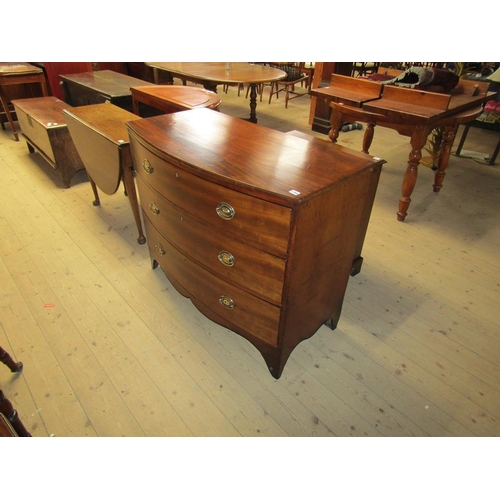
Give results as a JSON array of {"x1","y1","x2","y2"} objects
[
  {"x1": 131, "y1": 140, "x2": 291, "y2": 257},
  {"x1": 138, "y1": 179, "x2": 286, "y2": 305},
  {"x1": 145, "y1": 217, "x2": 281, "y2": 346}
]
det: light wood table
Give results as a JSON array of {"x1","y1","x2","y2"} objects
[
  {"x1": 63, "y1": 102, "x2": 146, "y2": 244},
  {"x1": 146, "y1": 62, "x2": 286, "y2": 123},
  {"x1": 130, "y1": 85, "x2": 221, "y2": 116},
  {"x1": 315, "y1": 77, "x2": 497, "y2": 221}
]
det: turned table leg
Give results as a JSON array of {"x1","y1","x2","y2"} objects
[
  {"x1": 248, "y1": 83, "x2": 258, "y2": 123},
  {"x1": 0, "y1": 390, "x2": 32, "y2": 437},
  {"x1": 362, "y1": 123, "x2": 375, "y2": 154},
  {"x1": 397, "y1": 127, "x2": 428, "y2": 221},
  {"x1": 328, "y1": 106, "x2": 376, "y2": 155},
  {"x1": 0, "y1": 346, "x2": 23, "y2": 373},
  {"x1": 328, "y1": 109, "x2": 343, "y2": 143},
  {"x1": 433, "y1": 124, "x2": 457, "y2": 192}
]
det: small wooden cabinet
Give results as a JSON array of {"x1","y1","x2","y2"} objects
[
  {"x1": 127, "y1": 109, "x2": 384, "y2": 378},
  {"x1": 12, "y1": 96, "x2": 85, "y2": 187}
]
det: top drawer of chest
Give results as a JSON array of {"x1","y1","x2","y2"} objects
[{"x1": 131, "y1": 138, "x2": 292, "y2": 257}]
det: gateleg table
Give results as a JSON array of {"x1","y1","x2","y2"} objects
[{"x1": 63, "y1": 102, "x2": 146, "y2": 244}]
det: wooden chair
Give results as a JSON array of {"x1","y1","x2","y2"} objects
[
  {"x1": 301, "y1": 62, "x2": 315, "y2": 90},
  {"x1": 352, "y1": 63, "x2": 379, "y2": 77},
  {"x1": 0, "y1": 346, "x2": 31, "y2": 437},
  {"x1": 222, "y1": 82, "x2": 244, "y2": 95},
  {"x1": 268, "y1": 63, "x2": 310, "y2": 108}
]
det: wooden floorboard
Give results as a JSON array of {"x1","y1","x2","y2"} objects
[{"x1": 1, "y1": 80, "x2": 499, "y2": 438}]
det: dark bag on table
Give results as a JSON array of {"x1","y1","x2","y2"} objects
[{"x1": 369, "y1": 66, "x2": 459, "y2": 94}]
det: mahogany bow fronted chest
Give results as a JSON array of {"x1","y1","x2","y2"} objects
[{"x1": 127, "y1": 109, "x2": 384, "y2": 378}]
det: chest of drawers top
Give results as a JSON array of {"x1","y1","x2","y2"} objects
[{"x1": 126, "y1": 108, "x2": 381, "y2": 206}]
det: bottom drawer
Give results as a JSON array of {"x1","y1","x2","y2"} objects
[{"x1": 145, "y1": 217, "x2": 281, "y2": 346}]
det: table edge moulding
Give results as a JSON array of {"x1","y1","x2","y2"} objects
[{"x1": 126, "y1": 108, "x2": 385, "y2": 379}]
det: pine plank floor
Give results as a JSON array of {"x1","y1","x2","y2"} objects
[{"x1": 1, "y1": 81, "x2": 499, "y2": 438}]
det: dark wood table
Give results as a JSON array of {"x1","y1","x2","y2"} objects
[
  {"x1": 63, "y1": 103, "x2": 145, "y2": 244},
  {"x1": 60, "y1": 70, "x2": 155, "y2": 112},
  {"x1": 0, "y1": 62, "x2": 48, "y2": 141},
  {"x1": 130, "y1": 85, "x2": 221, "y2": 116},
  {"x1": 146, "y1": 62, "x2": 286, "y2": 123},
  {"x1": 313, "y1": 76, "x2": 497, "y2": 221}
]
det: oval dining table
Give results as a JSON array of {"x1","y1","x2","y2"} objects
[{"x1": 146, "y1": 62, "x2": 286, "y2": 123}]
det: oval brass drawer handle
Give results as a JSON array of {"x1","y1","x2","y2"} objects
[
  {"x1": 219, "y1": 295, "x2": 235, "y2": 309},
  {"x1": 216, "y1": 202, "x2": 235, "y2": 220},
  {"x1": 218, "y1": 250, "x2": 235, "y2": 267},
  {"x1": 142, "y1": 159, "x2": 154, "y2": 174},
  {"x1": 154, "y1": 243, "x2": 166, "y2": 256},
  {"x1": 149, "y1": 202, "x2": 160, "y2": 215}
]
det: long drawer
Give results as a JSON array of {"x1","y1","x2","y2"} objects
[
  {"x1": 144, "y1": 216, "x2": 281, "y2": 346},
  {"x1": 131, "y1": 139, "x2": 292, "y2": 258},
  {"x1": 137, "y1": 178, "x2": 286, "y2": 305}
]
